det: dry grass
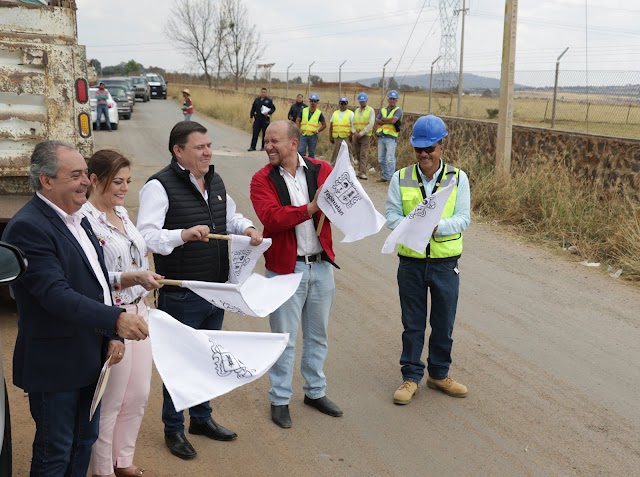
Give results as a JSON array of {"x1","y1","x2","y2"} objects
[{"x1": 171, "y1": 84, "x2": 640, "y2": 281}]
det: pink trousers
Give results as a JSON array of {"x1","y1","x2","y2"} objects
[{"x1": 89, "y1": 301, "x2": 152, "y2": 475}]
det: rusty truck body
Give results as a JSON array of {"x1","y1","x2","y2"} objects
[{"x1": 0, "y1": 0, "x2": 93, "y2": 227}]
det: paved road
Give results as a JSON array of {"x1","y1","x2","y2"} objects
[{"x1": 2, "y1": 98, "x2": 639, "y2": 476}]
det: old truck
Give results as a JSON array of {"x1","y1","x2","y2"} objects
[{"x1": 0, "y1": 0, "x2": 93, "y2": 230}]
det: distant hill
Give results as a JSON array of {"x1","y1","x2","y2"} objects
[{"x1": 356, "y1": 72, "x2": 528, "y2": 91}]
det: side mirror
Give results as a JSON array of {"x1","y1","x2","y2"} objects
[{"x1": 0, "y1": 242, "x2": 27, "y2": 284}]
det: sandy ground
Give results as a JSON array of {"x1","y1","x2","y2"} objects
[{"x1": 1, "y1": 98, "x2": 638, "y2": 476}]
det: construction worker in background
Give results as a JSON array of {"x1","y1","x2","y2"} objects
[
  {"x1": 182, "y1": 89, "x2": 193, "y2": 121},
  {"x1": 249, "y1": 87, "x2": 276, "y2": 151},
  {"x1": 329, "y1": 96, "x2": 354, "y2": 165},
  {"x1": 384, "y1": 115, "x2": 471, "y2": 406},
  {"x1": 352, "y1": 92, "x2": 375, "y2": 180},
  {"x1": 375, "y1": 89, "x2": 403, "y2": 183},
  {"x1": 288, "y1": 94, "x2": 307, "y2": 122},
  {"x1": 296, "y1": 93, "x2": 326, "y2": 158}
]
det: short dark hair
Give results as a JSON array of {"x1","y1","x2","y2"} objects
[
  {"x1": 168, "y1": 121, "x2": 207, "y2": 159},
  {"x1": 87, "y1": 149, "x2": 131, "y2": 198},
  {"x1": 261, "y1": 87, "x2": 267, "y2": 92}
]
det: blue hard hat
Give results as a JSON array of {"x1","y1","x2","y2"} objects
[
  {"x1": 339, "y1": 96, "x2": 348, "y2": 103},
  {"x1": 387, "y1": 90, "x2": 399, "y2": 99},
  {"x1": 309, "y1": 93, "x2": 320, "y2": 101},
  {"x1": 357, "y1": 92, "x2": 368, "y2": 102},
  {"x1": 410, "y1": 115, "x2": 449, "y2": 148}
]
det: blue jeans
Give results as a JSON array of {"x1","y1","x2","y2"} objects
[
  {"x1": 397, "y1": 257, "x2": 460, "y2": 382},
  {"x1": 183, "y1": 113, "x2": 192, "y2": 121},
  {"x1": 96, "y1": 104, "x2": 111, "y2": 130},
  {"x1": 158, "y1": 289, "x2": 224, "y2": 434},
  {"x1": 377, "y1": 136, "x2": 398, "y2": 180},
  {"x1": 298, "y1": 134, "x2": 319, "y2": 158},
  {"x1": 266, "y1": 260, "x2": 335, "y2": 404},
  {"x1": 28, "y1": 384, "x2": 100, "y2": 477}
]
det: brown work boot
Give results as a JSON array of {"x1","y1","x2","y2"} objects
[
  {"x1": 393, "y1": 381, "x2": 418, "y2": 405},
  {"x1": 426, "y1": 376, "x2": 468, "y2": 398}
]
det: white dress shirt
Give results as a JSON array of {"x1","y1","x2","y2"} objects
[
  {"x1": 278, "y1": 154, "x2": 323, "y2": 256},
  {"x1": 137, "y1": 165, "x2": 254, "y2": 255}
]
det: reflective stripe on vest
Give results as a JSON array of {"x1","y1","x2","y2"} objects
[
  {"x1": 376, "y1": 107, "x2": 401, "y2": 137},
  {"x1": 354, "y1": 106, "x2": 373, "y2": 136},
  {"x1": 300, "y1": 107, "x2": 321, "y2": 136},
  {"x1": 331, "y1": 110, "x2": 352, "y2": 138},
  {"x1": 397, "y1": 163, "x2": 462, "y2": 259}
]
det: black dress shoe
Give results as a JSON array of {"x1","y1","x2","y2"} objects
[
  {"x1": 188, "y1": 417, "x2": 237, "y2": 441},
  {"x1": 164, "y1": 432, "x2": 197, "y2": 460},
  {"x1": 271, "y1": 404, "x2": 292, "y2": 428},
  {"x1": 247, "y1": 148, "x2": 256, "y2": 151},
  {"x1": 303, "y1": 395, "x2": 343, "y2": 417}
]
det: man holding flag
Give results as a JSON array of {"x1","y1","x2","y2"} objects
[
  {"x1": 384, "y1": 115, "x2": 471, "y2": 405},
  {"x1": 250, "y1": 120, "x2": 343, "y2": 429}
]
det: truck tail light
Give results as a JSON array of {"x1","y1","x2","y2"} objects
[
  {"x1": 78, "y1": 112, "x2": 91, "y2": 138},
  {"x1": 76, "y1": 78, "x2": 89, "y2": 103}
]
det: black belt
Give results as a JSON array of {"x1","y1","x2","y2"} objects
[{"x1": 296, "y1": 253, "x2": 323, "y2": 264}]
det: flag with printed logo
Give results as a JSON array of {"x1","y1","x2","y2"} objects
[
  {"x1": 381, "y1": 177, "x2": 456, "y2": 254},
  {"x1": 228, "y1": 234, "x2": 272, "y2": 284},
  {"x1": 317, "y1": 141, "x2": 386, "y2": 242},
  {"x1": 149, "y1": 309, "x2": 288, "y2": 411}
]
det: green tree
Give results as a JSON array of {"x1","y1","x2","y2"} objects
[{"x1": 124, "y1": 59, "x2": 144, "y2": 75}]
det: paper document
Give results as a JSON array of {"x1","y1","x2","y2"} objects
[{"x1": 90, "y1": 355, "x2": 113, "y2": 421}]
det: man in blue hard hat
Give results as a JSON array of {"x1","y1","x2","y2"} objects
[
  {"x1": 384, "y1": 114, "x2": 471, "y2": 405},
  {"x1": 352, "y1": 92, "x2": 375, "y2": 180},
  {"x1": 328, "y1": 96, "x2": 354, "y2": 164},
  {"x1": 296, "y1": 93, "x2": 326, "y2": 158},
  {"x1": 375, "y1": 90, "x2": 403, "y2": 183}
]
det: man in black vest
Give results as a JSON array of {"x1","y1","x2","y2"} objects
[{"x1": 137, "y1": 121, "x2": 263, "y2": 460}]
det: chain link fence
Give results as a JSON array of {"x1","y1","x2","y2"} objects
[{"x1": 165, "y1": 69, "x2": 640, "y2": 139}]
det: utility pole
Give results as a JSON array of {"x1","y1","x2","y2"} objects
[
  {"x1": 286, "y1": 62, "x2": 293, "y2": 100},
  {"x1": 496, "y1": 0, "x2": 518, "y2": 175},
  {"x1": 380, "y1": 58, "x2": 392, "y2": 108},
  {"x1": 429, "y1": 55, "x2": 441, "y2": 114},
  {"x1": 339, "y1": 60, "x2": 346, "y2": 99},
  {"x1": 306, "y1": 61, "x2": 315, "y2": 98},
  {"x1": 455, "y1": 0, "x2": 469, "y2": 116},
  {"x1": 551, "y1": 47, "x2": 569, "y2": 128}
]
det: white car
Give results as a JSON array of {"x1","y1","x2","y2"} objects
[{"x1": 89, "y1": 87, "x2": 119, "y2": 131}]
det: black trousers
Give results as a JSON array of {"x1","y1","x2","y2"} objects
[{"x1": 251, "y1": 118, "x2": 269, "y2": 149}]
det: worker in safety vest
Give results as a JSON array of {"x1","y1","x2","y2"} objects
[
  {"x1": 352, "y1": 92, "x2": 375, "y2": 179},
  {"x1": 384, "y1": 114, "x2": 471, "y2": 405},
  {"x1": 295, "y1": 93, "x2": 326, "y2": 158},
  {"x1": 375, "y1": 89, "x2": 403, "y2": 182},
  {"x1": 328, "y1": 96, "x2": 354, "y2": 165}
]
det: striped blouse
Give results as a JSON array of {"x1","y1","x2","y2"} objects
[{"x1": 82, "y1": 202, "x2": 149, "y2": 306}]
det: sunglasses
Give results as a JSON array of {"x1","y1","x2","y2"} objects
[
  {"x1": 414, "y1": 145, "x2": 438, "y2": 154},
  {"x1": 130, "y1": 240, "x2": 143, "y2": 267},
  {"x1": 309, "y1": 100, "x2": 318, "y2": 103},
  {"x1": 339, "y1": 101, "x2": 348, "y2": 105}
]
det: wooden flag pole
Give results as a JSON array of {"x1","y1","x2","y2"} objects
[
  {"x1": 158, "y1": 279, "x2": 184, "y2": 287},
  {"x1": 315, "y1": 213, "x2": 325, "y2": 236},
  {"x1": 207, "y1": 233, "x2": 231, "y2": 241}
]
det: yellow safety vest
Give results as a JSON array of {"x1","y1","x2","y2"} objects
[
  {"x1": 300, "y1": 107, "x2": 321, "y2": 136},
  {"x1": 397, "y1": 163, "x2": 462, "y2": 259},
  {"x1": 354, "y1": 106, "x2": 373, "y2": 136},
  {"x1": 376, "y1": 107, "x2": 401, "y2": 138},
  {"x1": 331, "y1": 110, "x2": 352, "y2": 138}
]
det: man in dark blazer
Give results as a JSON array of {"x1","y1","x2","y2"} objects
[{"x1": 1, "y1": 141, "x2": 148, "y2": 477}]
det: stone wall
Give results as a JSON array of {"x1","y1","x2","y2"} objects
[{"x1": 399, "y1": 113, "x2": 640, "y2": 201}]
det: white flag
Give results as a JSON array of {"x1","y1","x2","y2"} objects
[
  {"x1": 149, "y1": 309, "x2": 288, "y2": 411},
  {"x1": 228, "y1": 234, "x2": 272, "y2": 284},
  {"x1": 180, "y1": 273, "x2": 302, "y2": 317},
  {"x1": 317, "y1": 141, "x2": 386, "y2": 242},
  {"x1": 381, "y1": 177, "x2": 456, "y2": 254}
]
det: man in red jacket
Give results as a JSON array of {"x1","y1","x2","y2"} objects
[{"x1": 250, "y1": 120, "x2": 342, "y2": 429}]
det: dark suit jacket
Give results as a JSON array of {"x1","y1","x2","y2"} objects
[{"x1": 1, "y1": 195, "x2": 124, "y2": 393}]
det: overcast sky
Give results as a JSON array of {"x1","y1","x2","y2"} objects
[{"x1": 76, "y1": 0, "x2": 639, "y2": 86}]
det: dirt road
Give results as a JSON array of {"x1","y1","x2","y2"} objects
[{"x1": 1, "y1": 98, "x2": 638, "y2": 476}]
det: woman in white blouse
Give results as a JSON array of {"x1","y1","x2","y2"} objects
[{"x1": 82, "y1": 149, "x2": 163, "y2": 477}]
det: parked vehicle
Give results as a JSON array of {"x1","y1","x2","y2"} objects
[
  {"x1": 108, "y1": 85, "x2": 132, "y2": 120},
  {"x1": 130, "y1": 76, "x2": 150, "y2": 102},
  {"x1": 0, "y1": 0, "x2": 93, "y2": 230},
  {"x1": 97, "y1": 77, "x2": 135, "y2": 112},
  {"x1": 144, "y1": 73, "x2": 167, "y2": 99},
  {"x1": 0, "y1": 241, "x2": 28, "y2": 476},
  {"x1": 89, "y1": 87, "x2": 119, "y2": 130}
]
